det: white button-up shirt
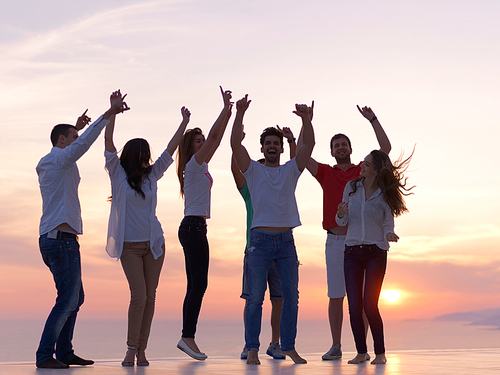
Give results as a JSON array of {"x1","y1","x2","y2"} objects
[
  {"x1": 336, "y1": 179, "x2": 394, "y2": 250},
  {"x1": 36, "y1": 116, "x2": 109, "y2": 235}
]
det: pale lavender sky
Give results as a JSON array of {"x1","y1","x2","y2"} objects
[{"x1": 0, "y1": 0, "x2": 499, "y2": 320}]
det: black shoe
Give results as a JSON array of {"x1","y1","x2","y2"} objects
[
  {"x1": 63, "y1": 355, "x2": 94, "y2": 366},
  {"x1": 36, "y1": 358, "x2": 70, "y2": 369}
]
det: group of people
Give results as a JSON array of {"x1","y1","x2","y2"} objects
[{"x1": 35, "y1": 86, "x2": 412, "y2": 369}]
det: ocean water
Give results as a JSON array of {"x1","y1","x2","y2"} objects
[{"x1": 1, "y1": 318, "x2": 499, "y2": 363}]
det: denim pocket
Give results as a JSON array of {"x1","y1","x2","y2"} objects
[
  {"x1": 39, "y1": 238, "x2": 66, "y2": 274},
  {"x1": 249, "y1": 232, "x2": 264, "y2": 246},
  {"x1": 283, "y1": 232, "x2": 295, "y2": 245}
]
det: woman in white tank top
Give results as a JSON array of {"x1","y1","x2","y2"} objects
[{"x1": 175, "y1": 86, "x2": 233, "y2": 360}]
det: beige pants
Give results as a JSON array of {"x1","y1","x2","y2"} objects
[{"x1": 120, "y1": 241, "x2": 165, "y2": 350}]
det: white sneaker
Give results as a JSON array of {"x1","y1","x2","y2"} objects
[
  {"x1": 322, "y1": 344, "x2": 342, "y2": 360},
  {"x1": 266, "y1": 342, "x2": 285, "y2": 359}
]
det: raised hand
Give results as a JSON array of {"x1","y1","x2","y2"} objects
[
  {"x1": 236, "y1": 94, "x2": 251, "y2": 113},
  {"x1": 337, "y1": 202, "x2": 348, "y2": 219},
  {"x1": 109, "y1": 90, "x2": 130, "y2": 114},
  {"x1": 220, "y1": 85, "x2": 233, "y2": 108},
  {"x1": 357, "y1": 105, "x2": 376, "y2": 121},
  {"x1": 386, "y1": 233, "x2": 399, "y2": 242},
  {"x1": 181, "y1": 106, "x2": 191, "y2": 123},
  {"x1": 277, "y1": 125, "x2": 294, "y2": 141},
  {"x1": 293, "y1": 103, "x2": 310, "y2": 118},
  {"x1": 75, "y1": 109, "x2": 91, "y2": 131},
  {"x1": 308, "y1": 100, "x2": 314, "y2": 121}
]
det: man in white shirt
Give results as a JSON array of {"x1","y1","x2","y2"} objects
[
  {"x1": 231, "y1": 95, "x2": 314, "y2": 365},
  {"x1": 35, "y1": 91, "x2": 128, "y2": 369}
]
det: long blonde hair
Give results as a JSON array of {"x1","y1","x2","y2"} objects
[
  {"x1": 177, "y1": 127, "x2": 204, "y2": 197},
  {"x1": 350, "y1": 149, "x2": 415, "y2": 217}
]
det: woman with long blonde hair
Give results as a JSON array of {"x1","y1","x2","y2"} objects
[
  {"x1": 336, "y1": 149, "x2": 413, "y2": 365},
  {"x1": 176, "y1": 86, "x2": 233, "y2": 360}
]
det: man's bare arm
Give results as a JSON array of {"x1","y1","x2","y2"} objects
[
  {"x1": 294, "y1": 103, "x2": 315, "y2": 172},
  {"x1": 295, "y1": 101, "x2": 318, "y2": 175},
  {"x1": 230, "y1": 95, "x2": 251, "y2": 173}
]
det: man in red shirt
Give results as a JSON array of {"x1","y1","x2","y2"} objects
[{"x1": 301, "y1": 105, "x2": 391, "y2": 360}]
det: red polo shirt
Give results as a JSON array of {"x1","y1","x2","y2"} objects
[{"x1": 314, "y1": 162, "x2": 362, "y2": 230}]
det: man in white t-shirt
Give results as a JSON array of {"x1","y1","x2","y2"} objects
[{"x1": 231, "y1": 94, "x2": 315, "y2": 365}]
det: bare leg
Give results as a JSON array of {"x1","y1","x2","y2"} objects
[
  {"x1": 136, "y1": 349, "x2": 149, "y2": 366},
  {"x1": 371, "y1": 354, "x2": 387, "y2": 364},
  {"x1": 247, "y1": 350, "x2": 260, "y2": 365},
  {"x1": 348, "y1": 353, "x2": 368, "y2": 364},
  {"x1": 270, "y1": 299, "x2": 282, "y2": 343},
  {"x1": 122, "y1": 348, "x2": 136, "y2": 366},
  {"x1": 283, "y1": 349, "x2": 307, "y2": 364},
  {"x1": 328, "y1": 297, "x2": 343, "y2": 346},
  {"x1": 181, "y1": 337, "x2": 202, "y2": 353}
]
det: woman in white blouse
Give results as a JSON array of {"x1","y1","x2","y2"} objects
[
  {"x1": 104, "y1": 91, "x2": 190, "y2": 366},
  {"x1": 336, "y1": 149, "x2": 413, "y2": 365}
]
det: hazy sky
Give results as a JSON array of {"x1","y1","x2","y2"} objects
[{"x1": 1, "y1": 0, "x2": 499, "y2": 322}]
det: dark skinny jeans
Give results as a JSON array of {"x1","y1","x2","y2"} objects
[
  {"x1": 178, "y1": 216, "x2": 209, "y2": 338},
  {"x1": 344, "y1": 244, "x2": 387, "y2": 355}
]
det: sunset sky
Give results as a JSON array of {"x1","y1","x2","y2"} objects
[{"x1": 1, "y1": 0, "x2": 499, "y2": 323}]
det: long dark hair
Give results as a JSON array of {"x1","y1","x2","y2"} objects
[
  {"x1": 177, "y1": 127, "x2": 204, "y2": 197},
  {"x1": 349, "y1": 149, "x2": 414, "y2": 217},
  {"x1": 120, "y1": 138, "x2": 152, "y2": 199}
]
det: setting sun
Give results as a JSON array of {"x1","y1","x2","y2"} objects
[{"x1": 381, "y1": 290, "x2": 402, "y2": 303}]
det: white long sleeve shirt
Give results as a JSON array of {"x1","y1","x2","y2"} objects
[
  {"x1": 105, "y1": 149, "x2": 173, "y2": 260},
  {"x1": 336, "y1": 179, "x2": 394, "y2": 250},
  {"x1": 36, "y1": 116, "x2": 109, "y2": 235}
]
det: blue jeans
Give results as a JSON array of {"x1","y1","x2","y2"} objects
[
  {"x1": 344, "y1": 244, "x2": 387, "y2": 355},
  {"x1": 178, "y1": 216, "x2": 209, "y2": 338},
  {"x1": 245, "y1": 229, "x2": 299, "y2": 352},
  {"x1": 36, "y1": 234, "x2": 84, "y2": 364}
]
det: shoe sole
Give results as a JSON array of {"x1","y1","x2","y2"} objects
[
  {"x1": 177, "y1": 344, "x2": 207, "y2": 361},
  {"x1": 266, "y1": 350, "x2": 285, "y2": 360},
  {"x1": 322, "y1": 355, "x2": 342, "y2": 360}
]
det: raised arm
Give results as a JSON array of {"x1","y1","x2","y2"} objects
[
  {"x1": 166, "y1": 106, "x2": 191, "y2": 156},
  {"x1": 357, "y1": 105, "x2": 391, "y2": 154},
  {"x1": 293, "y1": 103, "x2": 315, "y2": 172},
  {"x1": 230, "y1": 95, "x2": 252, "y2": 173},
  {"x1": 204, "y1": 103, "x2": 232, "y2": 163},
  {"x1": 277, "y1": 126, "x2": 296, "y2": 160},
  {"x1": 104, "y1": 90, "x2": 129, "y2": 153},
  {"x1": 231, "y1": 154, "x2": 247, "y2": 190},
  {"x1": 295, "y1": 101, "x2": 318, "y2": 175},
  {"x1": 194, "y1": 86, "x2": 233, "y2": 165}
]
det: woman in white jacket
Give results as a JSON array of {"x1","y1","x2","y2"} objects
[{"x1": 104, "y1": 91, "x2": 190, "y2": 366}]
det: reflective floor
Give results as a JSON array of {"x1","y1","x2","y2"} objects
[{"x1": 2, "y1": 348, "x2": 500, "y2": 375}]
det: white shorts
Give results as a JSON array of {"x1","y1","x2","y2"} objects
[{"x1": 325, "y1": 233, "x2": 346, "y2": 298}]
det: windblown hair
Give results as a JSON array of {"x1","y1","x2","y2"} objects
[
  {"x1": 349, "y1": 149, "x2": 415, "y2": 217},
  {"x1": 330, "y1": 133, "x2": 351, "y2": 151},
  {"x1": 50, "y1": 124, "x2": 77, "y2": 146},
  {"x1": 119, "y1": 138, "x2": 152, "y2": 199},
  {"x1": 177, "y1": 127, "x2": 204, "y2": 197},
  {"x1": 260, "y1": 127, "x2": 283, "y2": 147}
]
